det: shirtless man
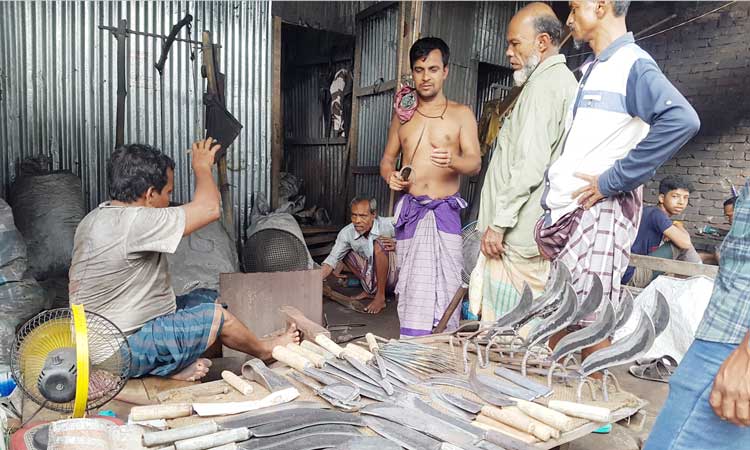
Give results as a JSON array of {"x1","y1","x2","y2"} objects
[{"x1": 380, "y1": 37, "x2": 481, "y2": 337}]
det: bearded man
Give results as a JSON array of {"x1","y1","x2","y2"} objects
[{"x1": 470, "y1": 3, "x2": 577, "y2": 322}]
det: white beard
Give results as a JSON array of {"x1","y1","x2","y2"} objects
[
  {"x1": 513, "y1": 52, "x2": 541, "y2": 87},
  {"x1": 573, "y1": 38, "x2": 584, "y2": 50}
]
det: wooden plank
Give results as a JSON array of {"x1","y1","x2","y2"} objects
[
  {"x1": 219, "y1": 270, "x2": 323, "y2": 359},
  {"x1": 305, "y1": 233, "x2": 338, "y2": 245},
  {"x1": 309, "y1": 243, "x2": 334, "y2": 257},
  {"x1": 270, "y1": 17, "x2": 283, "y2": 210},
  {"x1": 346, "y1": 15, "x2": 364, "y2": 221},
  {"x1": 286, "y1": 137, "x2": 348, "y2": 146},
  {"x1": 302, "y1": 225, "x2": 341, "y2": 235},
  {"x1": 353, "y1": 78, "x2": 398, "y2": 98},
  {"x1": 629, "y1": 254, "x2": 718, "y2": 278},
  {"x1": 356, "y1": 0, "x2": 398, "y2": 21},
  {"x1": 279, "y1": 305, "x2": 331, "y2": 340}
]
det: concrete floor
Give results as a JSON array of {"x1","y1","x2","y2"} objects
[{"x1": 323, "y1": 296, "x2": 670, "y2": 450}]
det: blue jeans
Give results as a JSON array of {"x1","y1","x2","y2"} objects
[{"x1": 643, "y1": 339, "x2": 750, "y2": 450}]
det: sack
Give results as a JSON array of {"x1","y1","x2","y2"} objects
[
  {"x1": 0, "y1": 199, "x2": 27, "y2": 284},
  {"x1": 9, "y1": 172, "x2": 85, "y2": 281},
  {"x1": 0, "y1": 278, "x2": 49, "y2": 365},
  {"x1": 168, "y1": 221, "x2": 239, "y2": 295}
]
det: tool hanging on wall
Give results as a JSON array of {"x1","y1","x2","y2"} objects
[{"x1": 99, "y1": 14, "x2": 201, "y2": 148}]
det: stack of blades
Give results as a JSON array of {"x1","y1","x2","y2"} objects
[{"x1": 379, "y1": 341, "x2": 458, "y2": 377}]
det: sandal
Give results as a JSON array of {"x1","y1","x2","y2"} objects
[{"x1": 628, "y1": 355, "x2": 678, "y2": 383}]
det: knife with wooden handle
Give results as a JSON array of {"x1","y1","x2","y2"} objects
[{"x1": 366, "y1": 333, "x2": 388, "y2": 380}]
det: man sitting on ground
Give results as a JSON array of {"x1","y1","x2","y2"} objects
[
  {"x1": 69, "y1": 139, "x2": 299, "y2": 382},
  {"x1": 623, "y1": 175, "x2": 701, "y2": 287},
  {"x1": 724, "y1": 196, "x2": 737, "y2": 226},
  {"x1": 321, "y1": 197, "x2": 397, "y2": 314}
]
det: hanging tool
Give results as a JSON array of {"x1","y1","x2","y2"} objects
[{"x1": 155, "y1": 14, "x2": 193, "y2": 74}]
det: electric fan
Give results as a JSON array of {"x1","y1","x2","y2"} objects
[{"x1": 10, "y1": 305, "x2": 131, "y2": 418}]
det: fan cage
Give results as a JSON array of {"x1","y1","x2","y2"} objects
[
  {"x1": 242, "y1": 228, "x2": 309, "y2": 273},
  {"x1": 10, "y1": 308, "x2": 131, "y2": 413}
]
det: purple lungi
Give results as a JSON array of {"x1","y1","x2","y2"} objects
[{"x1": 394, "y1": 193, "x2": 466, "y2": 337}]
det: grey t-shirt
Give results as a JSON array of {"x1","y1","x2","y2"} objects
[{"x1": 68, "y1": 203, "x2": 186, "y2": 333}]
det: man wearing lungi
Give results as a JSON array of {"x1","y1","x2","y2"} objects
[
  {"x1": 536, "y1": 0, "x2": 700, "y2": 361},
  {"x1": 380, "y1": 37, "x2": 482, "y2": 337},
  {"x1": 69, "y1": 139, "x2": 299, "y2": 381},
  {"x1": 321, "y1": 196, "x2": 398, "y2": 314},
  {"x1": 471, "y1": 3, "x2": 577, "y2": 322}
]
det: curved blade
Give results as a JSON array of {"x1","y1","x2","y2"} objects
[
  {"x1": 525, "y1": 282, "x2": 579, "y2": 348},
  {"x1": 469, "y1": 361, "x2": 515, "y2": 407},
  {"x1": 550, "y1": 299, "x2": 616, "y2": 362},
  {"x1": 571, "y1": 275, "x2": 604, "y2": 324},
  {"x1": 581, "y1": 309, "x2": 656, "y2": 376},
  {"x1": 492, "y1": 283, "x2": 535, "y2": 329},
  {"x1": 613, "y1": 288, "x2": 635, "y2": 333},
  {"x1": 652, "y1": 290, "x2": 671, "y2": 338}
]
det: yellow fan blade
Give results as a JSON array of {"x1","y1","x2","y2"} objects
[{"x1": 71, "y1": 304, "x2": 90, "y2": 418}]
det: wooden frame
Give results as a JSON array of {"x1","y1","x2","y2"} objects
[{"x1": 270, "y1": 16, "x2": 283, "y2": 210}]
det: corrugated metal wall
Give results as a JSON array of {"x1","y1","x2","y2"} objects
[
  {"x1": 354, "y1": 4, "x2": 399, "y2": 216},
  {"x1": 0, "y1": 1, "x2": 272, "y2": 240},
  {"x1": 473, "y1": 1, "x2": 526, "y2": 67}
]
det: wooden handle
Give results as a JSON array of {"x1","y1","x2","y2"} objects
[
  {"x1": 131, "y1": 403, "x2": 193, "y2": 421},
  {"x1": 547, "y1": 400, "x2": 612, "y2": 423},
  {"x1": 174, "y1": 428, "x2": 251, "y2": 450},
  {"x1": 315, "y1": 334, "x2": 344, "y2": 358},
  {"x1": 514, "y1": 398, "x2": 575, "y2": 432},
  {"x1": 473, "y1": 415, "x2": 537, "y2": 443},
  {"x1": 221, "y1": 371, "x2": 254, "y2": 396},
  {"x1": 286, "y1": 343, "x2": 326, "y2": 368},
  {"x1": 434, "y1": 286, "x2": 467, "y2": 333},
  {"x1": 272, "y1": 345, "x2": 310, "y2": 372},
  {"x1": 365, "y1": 333, "x2": 379, "y2": 352},
  {"x1": 300, "y1": 340, "x2": 333, "y2": 358},
  {"x1": 143, "y1": 421, "x2": 218, "y2": 447},
  {"x1": 344, "y1": 343, "x2": 374, "y2": 362},
  {"x1": 481, "y1": 405, "x2": 537, "y2": 436}
]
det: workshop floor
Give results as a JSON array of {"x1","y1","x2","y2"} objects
[{"x1": 322, "y1": 295, "x2": 670, "y2": 450}]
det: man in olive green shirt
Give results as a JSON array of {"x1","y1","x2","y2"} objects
[{"x1": 470, "y1": 3, "x2": 577, "y2": 321}]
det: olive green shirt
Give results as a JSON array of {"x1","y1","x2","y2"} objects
[{"x1": 477, "y1": 54, "x2": 577, "y2": 258}]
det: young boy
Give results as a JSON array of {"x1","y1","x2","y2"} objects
[{"x1": 623, "y1": 175, "x2": 701, "y2": 287}]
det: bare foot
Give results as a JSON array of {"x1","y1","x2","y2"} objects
[
  {"x1": 364, "y1": 296, "x2": 386, "y2": 314},
  {"x1": 352, "y1": 290, "x2": 373, "y2": 301},
  {"x1": 169, "y1": 358, "x2": 212, "y2": 382},
  {"x1": 262, "y1": 322, "x2": 301, "y2": 360}
]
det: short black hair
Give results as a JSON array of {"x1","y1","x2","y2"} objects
[
  {"x1": 612, "y1": 0, "x2": 631, "y2": 17},
  {"x1": 409, "y1": 37, "x2": 450, "y2": 69},
  {"x1": 350, "y1": 196, "x2": 377, "y2": 214},
  {"x1": 107, "y1": 144, "x2": 175, "y2": 202},
  {"x1": 659, "y1": 175, "x2": 693, "y2": 195},
  {"x1": 724, "y1": 196, "x2": 738, "y2": 208},
  {"x1": 533, "y1": 14, "x2": 563, "y2": 46}
]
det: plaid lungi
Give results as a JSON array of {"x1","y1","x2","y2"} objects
[
  {"x1": 535, "y1": 188, "x2": 642, "y2": 324},
  {"x1": 343, "y1": 242, "x2": 398, "y2": 295},
  {"x1": 128, "y1": 289, "x2": 223, "y2": 377}
]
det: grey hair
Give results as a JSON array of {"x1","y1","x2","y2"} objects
[
  {"x1": 533, "y1": 14, "x2": 563, "y2": 46},
  {"x1": 612, "y1": 0, "x2": 630, "y2": 17},
  {"x1": 350, "y1": 196, "x2": 377, "y2": 214}
]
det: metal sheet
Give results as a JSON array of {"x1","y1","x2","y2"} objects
[
  {"x1": 473, "y1": 1, "x2": 526, "y2": 66},
  {"x1": 0, "y1": 1, "x2": 272, "y2": 241},
  {"x1": 286, "y1": 143, "x2": 349, "y2": 223},
  {"x1": 359, "y1": 6, "x2": 398, "y2": 87}
]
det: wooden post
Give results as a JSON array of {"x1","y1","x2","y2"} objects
[
  {"x1": 202, "y1": 31, "x2": 234, "y2": 237},
  {"x1": 271, "y1": 17, "x2": 283, "y2": 210}
]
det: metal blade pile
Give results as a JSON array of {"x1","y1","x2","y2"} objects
[{"x1": 379, "y1": 340, "x2": 459, "y2": 378}]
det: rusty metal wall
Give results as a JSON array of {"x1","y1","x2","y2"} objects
[
  {"x1": 474, "y1": 1, "x2": 526, "y2": 66},
  {"x1": 354, "y1": 3, "x2": 400, "y2": 216},
  {"x1": 272, "y1": 1, "x2": 378, "y2": 35},
  {"x1": 282, "y1": 59, "x2": 351, "y2": 222},
  {"x1": 0, "y1": 0, "x2": 272, "y2": 240}
]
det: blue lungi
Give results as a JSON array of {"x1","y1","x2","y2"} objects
[{"x1": 127, "y1": 289, "x2": 224, "y2": 377}]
